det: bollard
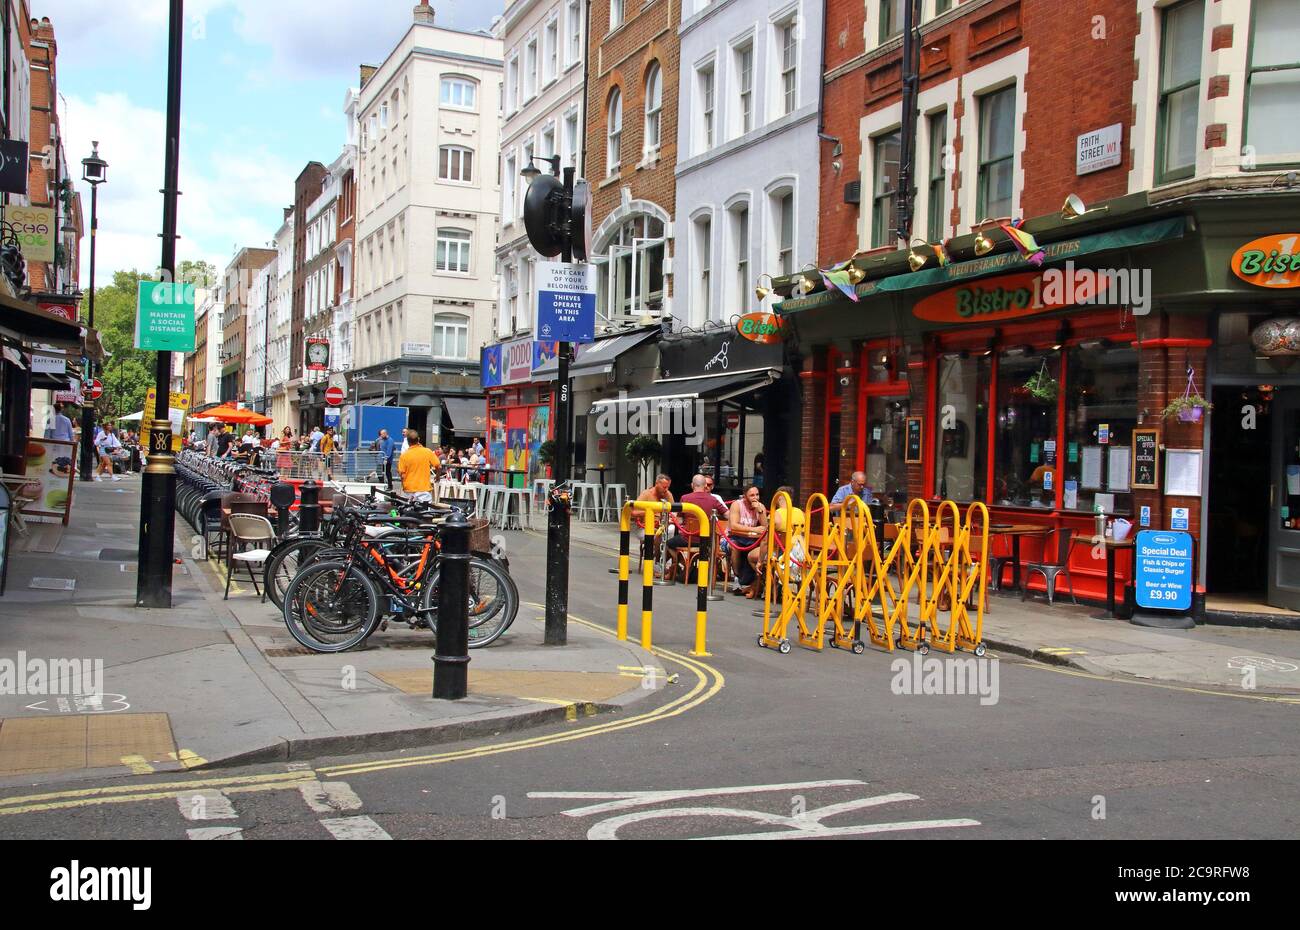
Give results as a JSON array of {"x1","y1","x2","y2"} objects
[
  {"x1": 616, "y1": 502, "x2": 632, "y2": 641},
  {"x1": 433, "y1": 507, "x2": 471, "y2": 700},
  {"x1": 269, "y1": 482, "x2": 296, "y2": 537},
  {"x1": 641, "y1": 507, "x2": 657, "y2": 649},
  {"x1": 298, "y1": 480, "x2": 321, "y2": 534},
  {"x1": 690, "y1": 503, "x2": 711, "y2": 656},
  {"x1": 706, "y1": 514, "x2": 724, "y2": 602}
]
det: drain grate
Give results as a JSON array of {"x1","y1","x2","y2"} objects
[{"x1": 29, "y1": 578, "x2": 76, "y2": 591}]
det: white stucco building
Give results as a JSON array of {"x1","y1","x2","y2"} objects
[
  {"x1": 673, "y1": 0, "x2": 822, "y2": 325},
  {"x1": 352, "y1": 2, "x2": 502, "y2": 441},
  {"x1": 494, "y1": 0, "x2": 587, "y2": 340},
  {"x1": 247, "y1": 260, "x2": 275, "y2": 413},
  {"x1": 268, "y1": 210, "x2": 294, "y2": 430}
]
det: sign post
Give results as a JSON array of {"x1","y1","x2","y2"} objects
[{"x1": 1131, "y1": 530, "x2": 1196, "y2": 630}]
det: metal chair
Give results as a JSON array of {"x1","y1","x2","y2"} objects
[
  {"x1": 224, "y1": 513, "x2": 276, "y2": 600},
  {"x1": 573, "y1": 482, "x2": 603, "y2": 521},
  {"x1": 1021, "y1": 528, "x2": 1078, "y2": 606}
]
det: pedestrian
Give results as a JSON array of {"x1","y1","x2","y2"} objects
[
  {"x1": 319, "y1": 426, "x2": 336, "y2": 479},
  {"x1": 95, "y1": 424, "x2": 125, "y2": 481},
  {"x1": 397, "y1": 430, "x2": 441, "y2": 503},
  {"x1": 45, "y1": 403, "x2": 75, "y2": 442},
  {"x1": 374, "y1": 428, "x2": 396, "y2": 487},
  {"x1": 214, "y1": 424, "x2": 235, "y2": 458}
]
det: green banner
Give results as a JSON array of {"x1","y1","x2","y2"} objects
[{"x1": 134, "y1": 281, "x2": 196, "y2": 351}]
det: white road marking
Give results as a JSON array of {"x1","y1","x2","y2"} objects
[
  {"x1": 298, "y1": 780, "x2": 363, "y2": 814},
  {"x1": 697, "y1": 818, "x2": 982, "y2": 840},
  {"x1": 319, "y1": 815, "x2": 391, "y2": 840},
  {"x1": 186, "y1": 826, "x2": 244, "y2": 840},
  {"x1": 176, "y1": 790, "x2": 237, "y2": 820},
  {"x1": 529, "y1": 779, "x2": 868, "y2": 817}
]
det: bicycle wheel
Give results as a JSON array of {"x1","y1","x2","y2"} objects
[
  {"x1": 419, "y1": 556, "x2": 519, "y2": 648},
  {"x1": 283, "y1": 560, "x2": 381, "y2": 652},
  {"x1": 263, "y1": 537, "x2": 332, "y2": 610}
]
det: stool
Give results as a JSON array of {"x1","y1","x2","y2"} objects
[
  {"x1": 572, "y1": 482, "x2": 602, "y2": 521},
  {"x1": 498, "y1": 487, "x2": 532, "y2": 530},
  {"x1": 603, "y1": 484, "x2": 628, "y2": 523},
  {"x1": 533, "y1": 478, "x2": 555, "y2": 509}
]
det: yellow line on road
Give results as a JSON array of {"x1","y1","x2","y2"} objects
[
  {"x1": 0, "y1": 770, "x2": 315, "y2": 816},
  {"x1": 1021, "y1": 661, "x2": 1300, "y2": 704}
]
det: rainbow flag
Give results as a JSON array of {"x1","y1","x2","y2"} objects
[
  {"x1": 1000, "y1": 221, "x2": 1046, "y2": 266},
  {"x1": 932, "y1": 242, "x2": 951, "y2": 267},
  {"x1": 821, "y1": 262, "x2": 860, "y2": 302}
]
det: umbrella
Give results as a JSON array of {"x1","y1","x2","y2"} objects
[
  {"x1": 117, "y1": 410, "x2": 145, "y2": 421},
  {"x1": 197, "y1": 405, "x2": 273, "y2": 426}
]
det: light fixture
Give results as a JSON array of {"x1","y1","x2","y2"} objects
[
  {"x1": 520, "y1": 153, "x2": 561, "y2": 181},
  {"x1": 1002, "y1": 345, "x2": 1030, "y2": 357},
  {"x1": 754, "y1": 273, "x2": 774, "y2": 302},
  {"x1": 797, "y1": 263, "x2": 820, "y2": 295},
  {"x1": 81, "y1": 141, "x2": 108, "y2": 186},
  {"x1": 1061, "y1": 193, "x2": 1109, "y2": 220},
  {"x1": 973, "y1": 219, "x2": 996, "y2": 256},
  {"x1": 907, "y1": 238, "x2": 930, "y2": 272},
  {"x1": 1078, "y1": 337, "x2": 1111, "y2": 351},
  {"x1": 941, "y1": 350, "x2": 969, "y2": 361},
  {"x1": 845, "y1": 262, "x2": 866, "y2": 285}
]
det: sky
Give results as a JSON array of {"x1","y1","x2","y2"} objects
[{"x1": 46, "y1": 0, "x2": 498, "y2": 287}]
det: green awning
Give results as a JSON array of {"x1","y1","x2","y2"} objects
[{"x1": 777, "y1": 216, "x2": 1188, "y2": 315}]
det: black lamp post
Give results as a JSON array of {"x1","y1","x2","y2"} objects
[
  {"x1": 78, "y1": 141, "x2": 107, "y2": 483},
  {"x1": 520, "y1": 153, "x2": 561, "y2": 182}
]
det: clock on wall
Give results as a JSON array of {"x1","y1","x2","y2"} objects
[{"x1": 306, "y1": 339, "x2": 330, "y2": 371}]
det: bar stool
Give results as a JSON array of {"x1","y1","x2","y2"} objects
[
  {"x1": 498, "y1": 487, "x2": 532, "y2": 530},
  {"x1": 572, "y1": 482, "x2": 603, "y2": 521},
  {"x1": 603, "y1": 483, "x2": 628, "y2": 523},
  {"x1": 533, "y1": 478, "x2": 555, "y2": 509}
]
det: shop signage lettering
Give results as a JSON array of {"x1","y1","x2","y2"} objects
[
  {"x1": 1231, "y1": 235, "x2": 1300, "y2": 288},
  {"x1": 736, "y1": 312, "x2": 784, "y2": 344},
  {"x1": 913, "y1": 270, "x2": 1106, "y2": 324},
  {"x1": 504, "y1": 338, "x2": 533, "y2": 384},
  {"x1": 1134, "y1": 530, "x2": 1193, "y2": 611}
]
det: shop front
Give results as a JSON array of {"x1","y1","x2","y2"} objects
[{"x1": 482, "y1": 337, "x2": 558, "y2": 489}]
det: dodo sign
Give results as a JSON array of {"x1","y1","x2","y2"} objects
[{"x1": 737, "y1": 312, "x2": 783, "y2": 345}]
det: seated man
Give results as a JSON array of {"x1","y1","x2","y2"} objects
[
  {"x1": 828, "y1": 470, "x2": 874, "y2": 515},
  {"x1": 668, "y1": 475, "x2": 729, "y2": 581},
  {"x1": 635, "y1": 474, "x2": 674, "y2": 562}
]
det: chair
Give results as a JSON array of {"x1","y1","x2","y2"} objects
[
  {"x1": 1021, "y1": 528, "x2": 1078, "y2": 606},
  {"x1": 224, "y1": 513, "x2": 276, "y2": 600},
  {"x1": 198, "y1": 491, "x2": 227, "y2": 558}
]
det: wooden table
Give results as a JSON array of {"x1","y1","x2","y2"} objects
[
  {"x1": 1100, "y1": 536, "x2": 1135, "y2": 617},
  {"x1": 987, "y1": 524, "x2": 1051, "y2": 593}
]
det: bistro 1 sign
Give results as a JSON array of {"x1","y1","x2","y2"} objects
[
  {"x1": 912, "y1": 269, "x2": 1107, "y2": 324},
  {"x1": 1231, "y1": 234, "x2": 1300, "y2": 288},
  {"x1": 736, "y1": 311, "x2": 784, "y2": 344}
]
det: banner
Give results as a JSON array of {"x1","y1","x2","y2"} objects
[
  {"x1": 9, "y1": 206, "x2": 54, "y2": 263},
  {"x1": 140, "y1": 389, "x2": 190, "y2": 452},
  {"x1": 135, "y1": 282, "x2": 196, "y2": 352}
]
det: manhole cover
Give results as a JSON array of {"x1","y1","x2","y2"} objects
[{"x1": 29, "y1": 578, "x2": 75, "y2": 591}]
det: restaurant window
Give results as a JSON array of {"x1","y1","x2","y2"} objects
[
  {"x1": 871, "y1": 129, "x2": 901, "y2": 248},
  {"x1": 934, "y1": 353, "x2": 990, "y2": 502},
  {"x1": 1063, "y1": 343, "x2": 1137, "y2": 516},
  {"x1": 1246, "y1": 0, "x2": 1300, "y2": 165},
  {"x1": 977, "y1": 85, "x2": 1015, "y2": 219},
  {"x1": 864, "y1": 396, "x2": 910, "y2": 505},
  {"x1": 1157, "y1": 0, "x2": 1204, "y2": 183},
  {"x1": 993, "y1": 349, "x2": 1059, "y2": 509}
]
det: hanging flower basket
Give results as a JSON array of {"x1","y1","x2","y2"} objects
[
  {"x1": 1163, "y1": 366, "x2": 1212, "y2": 423},
  {"x1": 1023, "y1": 362, "x2": 1058, "y2": 403}
]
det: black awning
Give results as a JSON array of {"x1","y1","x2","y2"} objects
[
  {"x1": 0, "y1": 291, "x2": 83, "y2": 348},
  {"x1": 533, "y1": 326, "x2": 660, "y2": 379},
  {"x1": 587, "y1": 368, "x2": 778, "y2": 415},
  {"x1": 442, "y1": 395, "x2": 487, "y2": 435}
]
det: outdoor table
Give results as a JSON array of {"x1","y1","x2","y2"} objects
[
  {"x1": 1099, "y1": 536, "x2": 1135, "y2": 618},
  {"x1": 987, "y1": 524, "x2": 1051, "y2": 593}
]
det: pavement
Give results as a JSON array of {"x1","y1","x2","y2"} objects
[
  {"x1": 557, "y1": 519, "x2": 1300, "y2": 696},
  {"x1": 0, "y1": 476, "x2": 661, "y2": 786}
]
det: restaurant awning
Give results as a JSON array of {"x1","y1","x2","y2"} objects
[
  {"x1": 0, "y1": 291, "x2": 83, "y2": 349},
  {"x1": 588, "y1": 368, "x2": 779, "y2": 415},
  {"x1": 533, "y1": 326, "x2": 660, "y2": 379},
  {"x1": 442, "y1": 395, "x2": 487, "y2": 435}
]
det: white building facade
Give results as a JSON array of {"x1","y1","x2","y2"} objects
[
  {"x1": 246, "y1": 260, "x2": 275, "y2": 414},
  {"x1": 352, "y1": 3, "x2": 502, "y2": 441},
  {"x1": 494, "y1": 0, "x2": 587, "y2": 341},
  {"x1": 268, "y1": 211, "x2": 294, "y2": 430},
  {"x1": 673, "y1": 0, "x2": 822, "y2": 325}
]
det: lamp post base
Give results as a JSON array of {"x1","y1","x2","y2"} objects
[{"x1": 136, "y1": 419, "x2": 177, "y2": 608}]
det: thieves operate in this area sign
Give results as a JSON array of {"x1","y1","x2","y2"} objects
[{"x1": 534, "y1": 261, "x2": 596, "y2": 344}]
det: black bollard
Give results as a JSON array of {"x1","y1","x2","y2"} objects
[
  {"x1": 269, "y1": 482, "x2": 296, "y2": 537},
  {"x1": 299, "y1": 480, "x2": 321, "y2": 534},
  {"x1": 433, "y1": 507, "x2": 471, "y2": 700}
]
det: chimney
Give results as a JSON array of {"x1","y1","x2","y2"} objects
[
  {"x1": 413, "y1": 3, "x2": 435, "y2": 25},
  {"x1": 359, "y1": 64, "x2": 378, "y2": 89},
  {"x1": 283, "y1": 206, "x2": 293, "y2": 220}
]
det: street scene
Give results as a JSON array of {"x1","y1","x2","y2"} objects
[{"x1": 0, "y1": 0, "x2": 1296, "y2": 899}]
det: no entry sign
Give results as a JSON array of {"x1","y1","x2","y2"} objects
[
  {"x1": 324, "y1": 385, "x2": 345, "y2": 406},
  {"x1": 90, "y1": 378, "x2": 103, "y2": 400}
]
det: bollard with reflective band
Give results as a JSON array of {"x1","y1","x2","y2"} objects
[
  {"x1": 298, "y1": 480, "x2": 321, "y2": 534},
  {"x1": 640, "y1": 506, "x2": 657, "y2": 650},
  {"x1": 269, "y1": 482, "x2": 296, "y2": 538},
  {"x1": 433, "y1": 507, "x2": 471, "y2": 699},
  {"x1": 682, "y1": 500, "x2": 711, "y2": 656},
  {"x1": 706, "y1": 514, "x2": 724, "y2": 602},
  {"x1": 616, "y1": 502, "x2": 632, "y2": 641}
]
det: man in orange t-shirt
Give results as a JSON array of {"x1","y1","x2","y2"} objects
[{"x1": 397, "y1": 431, "x2": 441, "y2": 502}]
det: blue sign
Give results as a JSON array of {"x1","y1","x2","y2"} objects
[
  {"x1": 324, "y1": 411, "x2": 340, "y2": 428},
  {"x1": 480, "y1": 344, "x2": 502, "y2": 388},
  {"x1": 535, "y1": 261, "x2": 596, "y2": 343},
  {"x1": 1139, "y1": 505, "x2": 1151, "y2": 527},
  {"x1": 1170, "y1": 506, "x2": 1189, "y2": 530},
  {"x1": 1134, "y1": 530, "x2": 1193, "y2": 611}
]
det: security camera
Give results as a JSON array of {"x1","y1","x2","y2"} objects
[{"x1": 839, "y1": 375, "x2": 850, "y2": 387}]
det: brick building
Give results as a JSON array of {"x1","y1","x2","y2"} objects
[
  {"x1": 774, "y1": 0, "x2": 1300, "y2": 617},
  {"x1": 287, "y1": 161, "x2": 327, "y2": 426}
]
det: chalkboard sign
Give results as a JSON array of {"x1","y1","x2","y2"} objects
[
  {"x1": 905, "y1": 416, "x2": 923, "y2": 464},
  {"x1": 1131, "y1": 428, "x2": 1159, "y2": 490}
]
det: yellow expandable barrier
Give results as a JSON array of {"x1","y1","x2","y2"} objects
[{"x1": 617, "y1": 499, "x2": 712, "y2": 656}]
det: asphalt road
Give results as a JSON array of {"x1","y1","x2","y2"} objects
[{"x1": 1, "y1": 529, "x2": 1296, "y2": 840}]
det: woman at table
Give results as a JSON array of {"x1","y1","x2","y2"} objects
[{"x1": 727, "y1": 484, "x2": 768, "y2": 597}]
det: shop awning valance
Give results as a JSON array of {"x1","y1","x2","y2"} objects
[
  {"x1": 777, "y1": 216, "x2": 1188, "y2": 315},
  {"x1": 443, "y1": 395, "x2": 487, "y2": 435},
  {"x1": 0, "y1": 291, "x2": 83, "y2": 348},
  {"x1": 533, "y1": 326, "x2": 660, "y2": 379},
  {"x1": 588, "y1": 368, "x2": 779, "y2": 415}
]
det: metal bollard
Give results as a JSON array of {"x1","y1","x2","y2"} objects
[
  {"x1": 269, "y1": 482, "x2": 296, "y2": 537},
  {"x1": 433, "y1": 507, "x2": 471, "y2": 700},
  {"x1": 706, "y1": 515, "x2": 724, "y2": 601},
  {"x1": 298, "y1": 480, "x2": 321, "y2": 534}
]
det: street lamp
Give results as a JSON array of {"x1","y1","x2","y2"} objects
[
  {"x1": 520, "y1": 154, "x2": 561, "y2": 181},
  {"x1": 78, "y1": 141, "x2": 108, "y2": 483}
]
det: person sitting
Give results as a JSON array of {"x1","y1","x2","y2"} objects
[
  {"x1": 727, "y1": 484, "x2": 768, "y2": 596},
  {"x1": 635, "y1": 474, "x2": 674, "y2": 564},
  {"x1": 762, "y1": 485, "x2": 807, "y2": 583},
  {"x1": 667, "y1": 475, "x2": 729, "y2": 582},
  {"x1": 828, "y1": 470, "x2": 874, "y2": 515}
]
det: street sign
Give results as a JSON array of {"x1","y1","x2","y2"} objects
[
  {"x1": 0, "y1": 139, "x2": 27, "y2": 195},
  {"x1": 89, "y1": 379, "x2": 103, "y2": 400},
  {"x1": 324, "y1": 385, "x2": 345, "y2": 406},
  {"x1": 534, "y1": 261, "x2": 596, "y2": 343},
  {"x1": 134, "y1": 282, "x2": 196, "y2": 352},
  {"x1": 1170, "y1": 506, "x2": 1189, "y2": 530},
  {"x1": 725, "y1": 413, "x2": 741, "y2": 429},
  {"x1": 1134, "y1": 530, "x2": 1193, "y2": 611},
  {"x1": 324, "y1": 408, "x2": 340, "y2": 428}
]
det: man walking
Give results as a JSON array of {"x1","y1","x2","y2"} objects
[
  {"x1": 374, "y1": 428, "x2": 396, "y2": 487},
  {"x1": 44, "y1": 402, "x2": 75, "y2": 442},
  {"x1": 397, "y1": 431, "x2": 441, "y2": 503}
]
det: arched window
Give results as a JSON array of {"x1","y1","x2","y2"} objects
[
  {"x1": 644, "y1": 63, "x2": 662, "y2": 151},
  {"x1": 440, "y1": 75, "x2": 477, "y2": 110},
  {"x1": 436, "y1": 228, "x2": 472, "y2": 273},
  {"x1": 606, "y1": 89, "x2": 622, "y2": 175},
  {"x1": 432, "y1": 313, "x2": 469, "y2": 359},
  {"x1": 439, "y1": 145, "x2": 474, "y2": 183}
]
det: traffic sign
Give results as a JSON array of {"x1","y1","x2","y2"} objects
[
  {"x1": 90, "y1": 378, "x2": 103, "y2": 400},
  {"x1": 324, "y1": 385, "x2": 345, "y2": 405}
]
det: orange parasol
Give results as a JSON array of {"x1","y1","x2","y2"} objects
[{"x1": 196, "y1": 405, "x2": 274, "y2": 426}]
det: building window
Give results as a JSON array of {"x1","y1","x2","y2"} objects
[
  {"x1": 934, "y1": 354, "x2": 991, "y2": 502},
  {"x1": 927, "y1": 111, "x2": 948, "y2": 242},
  {"x1": 439, "y1": 145, "x2": 474, "y2": 183},
  {"x1": 736, "y1": 41, "x2": 754, "y2": 135},
  {"x1": 644, "y1": 63, "x2": 663, "y2": 151},
  {"x1": 600, "y1": 215, "x2": 665, "y2": 318},
  {"x1": 976, "y1": 85, "x2": 1015, "y2": 219},
  {"x1": 541, "y1": 125, "x2": 555, "y2": 161},
  {"x1": 698, "y1": 64, "x2": 715, "y2": 150},
  {"x1": 436, "y1": 228, "x2": 471, "y2": 273},
  {"x1": 880, "y1": 0, "x2": 904, "y2": 43},
  {"x1": 732, "y1": 205, "x2": 750, "y2": 309},
  {"x1": 379, "y1": 102, "x2": 389, "y2": 130},
  {"x1": 777, "y1": 191, "x2": 794, "y2": 276},
  {"x1": 606, "y1": 88, "x2": 622, "y2": 175},
  {"x1": 525, "y1": 38, "x2": 539, "y2": 99},
  {"x1": 871, "y1": 129, "x2": 901, "y2": 248},
  {"x1": 935, "y1": 0, "x2": 952, "y2": 15},
  {"x1": 1063, "y1": 344, "x2": 1138, "y2": 515},
  {"x1": 432, "y1": 313, "x2": 469, "y2": 360},
  {"x1": 565, "y1": 111, "x2": 580, "y2": 166},
  {"x1": 568, "y1": 0, "x2": 583, "y2": 65},
  {"x1": 521, "y1": 140, "x2": 534, "y2": 215},
  {"x1": 507, "y1": 56, "x2": 520, "y2": 112},
  {"x1": 993, "y1": 350, "x2": 1059, "y2": 508},
  {"x1": 503, "y1": 154, "x2": 516, "y2": 217},
  {"x1": 1247, "y1": 0, "x2": 1299, "y2": 165},
  {"x1": 779, "y1": 17, "x2": 798, "y2": 116},
  {"x1": 610, "y1": 0, "x2": 624, "y2": 31},
  {"x1": 440, "y1": 77, "x2": 477, "y2": 110},
  {"x1": 1157, "y1": 0, "x2": 1203, "y2": 183},
  {"x1": 695, "y1": 215, "x2": 712, "y2": 321},
  {"x1": 545, "y1": 18, "x2": 559, "y2": 84}
]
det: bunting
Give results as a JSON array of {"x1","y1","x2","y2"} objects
[
  {"x1": 821, "y1": 261, "x2": 861, "y2": 302},
  {"x1": 999, "y1": 219, "x2": 1046, "y2": 266}
]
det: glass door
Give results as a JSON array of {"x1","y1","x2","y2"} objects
[{"x1": 1269, "y1": 388, "x2": 1300, "y2": 609}]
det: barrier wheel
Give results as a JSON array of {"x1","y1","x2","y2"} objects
[
  {"x1": 974, "y1": 642, "x2": 987, "y2": 658},
  {"x1": 757, "y1": 635, "x2": 766, "y2": 648},
  {"x1": 852, "y1": 642, "x2": 866, "y2": 655},
  {"x1": 917, "y1": 642, "x2": 930, "y2": 656},
  {"x1": 829, "y1": 639, "x2": 839, "y2": 649},
  {"x1": 778, "y1": 640, "x2": 791, "y2": 655}
]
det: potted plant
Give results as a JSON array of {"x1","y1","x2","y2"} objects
[
  {"x1": 536, "y1": 439, "x2": 555, "y2": 476},
  {"x1": 1023, "y1": 364, "x2": 1058, "y2": 403},
  {"x1": 1162, "y1": 393, "x2": 1212, "y2": 423},
  {"x1": 625, "y1": 434, "x2": 663, "y2": 491}
]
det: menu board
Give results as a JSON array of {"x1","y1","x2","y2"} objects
[
  {"x1": 1165, "y1": 449, "x2": 1203, "y2": 497},
  {"x1": 1081, "y1": 446, "x2": 1103, "y2": 489},
  {"x1": 1108, "y1": 446, "x2": 1131, "y2": 492},
  {"x1": 1131, "y1": 428, "x2": 1159, "y2": 489},
  {"x1": 21, "y1": 436, "x2": 76, "y2": 525},
  {"x1": 905, "y1": 416, "x2": 923, "y2": 464}
]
